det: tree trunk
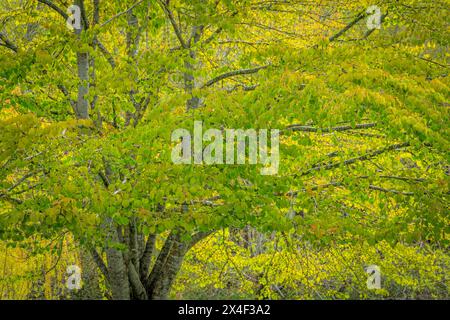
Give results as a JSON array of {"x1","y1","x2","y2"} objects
[
  {"x1": 145, "y1": 230, "x2": 211, "y2": 299},
  {"x1": 78, "y1": 249, "x2": 103, "y2": 299},
  {"x1": 184, "y1": 26, "x2": 203, "y2": 110},
  {"x1": 146, "y1": 232, "x2": 186, "y2": 299},
  {"x1": 95, "y1": 229, "x2": 211, "y2": 300},
  {"x1": 106, "y1": 224, "x2": 131, "y2": 300},
  {"x1": 75, "y1": 51, "x2": 89, "y2": 119},
  {"x1": 74, "y1": 2, "x2": 89, "y2": 120}
]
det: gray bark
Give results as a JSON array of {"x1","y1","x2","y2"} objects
[
  {"x1": 79, "y1": 249, "x2": 103, "y2": 299},
  {"x1": 106, "y1": 224, "x2": 131, "y2": 300},
  {"x1": 146, "y1": 230, "x2": 212, "y2": 299},
  {"x1": 75, "y1": 52, "x2": 89, "y2": 119},
  {"x1": 146, "y1": 232, "x2": 185, "y2": 299},
  {"x1": 74, "y1": 0, "x2": 89, "y2": 120},
  {"x1": 128, "y1": 262, "x2": 148, "y2": 300},
  {"x1": 139, "y1": 234, "x2": 156, "y2": 280},
  {"x1": 184, "y1": 26, "x2": 203, "y2": 110}
]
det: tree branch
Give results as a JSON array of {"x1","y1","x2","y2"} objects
[
  {"x1": 139, "y1": 234, "x2": 156, "y2": 280},
  {"x1": 145, "y1": 231, "x2": 177, "y2": 289},
  {"x1": 0, "y1": 32, "x2": 18, "y2": 53},
  {"x1": 202, "y1": 65, "x2": 270, "y2": 88},
  {"x1": 301, "y1": 142, "x2": 410, "y2": 176},
  {"x1": 90, "y1": 249, "x2": 110, "y2": 282},
  {"x1": 57, "y1": 84, "x2": 77, "y2": 113},
  {"x1": 93, "y1": 0, "x2": 100, "y2": 26},
  {"x1": 128, "y1": 262, "x2": 148, "y2": 299},
  {"x1": 363, "y1": 12, "x2": 388, "y2": 39},
  {"x1": 285, "y1": 122, "x2": 377, "y2": 133},
  {"x1": 202, "y1": 27, "x2": 222, "y2": 45},
  {"x1": 415, "y1": 56, "x2": 449, "y2": 69},
  {"x1": 329, "y1": 10, "x2": 366, "y2": 42},
  {"x1": 99, "y1": 0, "x2": 144, "y2": 29},
  {"x1": 186, "y1": 231, "x2": 213, "y2": 251},
  {"x1": 0, "y1": 193, "x2": 23, "y2": 204},
  {"x1": 369, "y1": 185, "x2": 414, "y2": 196},
  {"x1": 158, "y1": 0, "x2": 187, "y2": 49},
  {"x1": 37, "y1": 0, "x2": 68, "y2": 20},
  {"x1": 93, "y1": 39, "x2": 116, "y2": 68},
  {"x1": 76, "y1": 0, "x2": 89, "y2": 30},
  {"x1": 202, "y1": 10, "x2": 237, "y2": 45}
]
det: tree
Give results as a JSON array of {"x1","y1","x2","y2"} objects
[{"x1": 0, "y1": 0, "x2": 448, "y2": 299}]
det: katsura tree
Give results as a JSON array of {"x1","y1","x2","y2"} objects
[{"x1": 0, "y1": 0, "x2": 448, "y2": 300}]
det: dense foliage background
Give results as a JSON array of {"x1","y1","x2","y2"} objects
[{"x1": 0, "y1": 0, "x2": 448, "y2": 299}]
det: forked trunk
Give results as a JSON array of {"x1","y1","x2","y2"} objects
[{"x1": 97, "y1": 230, "x2": 211, "y2": 300}]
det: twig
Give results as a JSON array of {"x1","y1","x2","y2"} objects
[
  {"x1": 285, "y1": 122, "x2": 377, "y2": 133},
  {"x1": 301, "y1": 142, "x2": 410, "y2": 176},
  {"x1": 99, "y1": 0, "x2": 144, "y2": 29}
]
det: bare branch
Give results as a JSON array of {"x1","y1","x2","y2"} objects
[
  {"x1": 378, "y1": 175, "x2": 425, "y2": 182},
  {"x1": 7, "y1": 171, "x2": 39, "y2": 192},
  {"x1": 329, "y1": 10, "x2": 366, "y2": 42},
  {"x1": 202, "y1": 27, "x2": 222, "y2": 45},
  {"x1": 285, "y1": 122, "x2": 377, "y2": 133},
  {"x1": 0, "y1": 32, "x2": 18, "y2": 53},
  {"x1": 202, "y1": 65, "x2": 270, "y2": 88},
  {"x1": 186, "y1": 231, "x2": 214, "y2": 250},
  {"x1": 415, "y1": 56, "x2": 449, "y2": 69},
  {"x1": 37, "y1": 0, "x2": 68, "y2": 20},
  {"x1": 93, "y1": 0, "x2": 100, "y2": 26},
  {"x1": 0, "y1": 193, "x2": 23, "y2": 204},
  {"x1": 93, "y1": 38, "x2": 116, "y2": 68},
  {"x1": 226, "y1": 84, "x2": 259, "y2": 92},
  {"x1": 57, "y1": 84, "x2": 77, "y2": 112},
  {"x1": 158, "y1": 0, "x2": 187, "y2": 49},
  {"x1": 99, "y1": 0, "x2": 144, "y2": 29},
  {"x1": 91, "y1": 249, "x2": 110, "y2": 281},
  {"x1": 218, "y1": 40, "x2": 270, "y2": 46},
  {"x1": 139, "y1": 234, "x2": 156, "y2": 280}
]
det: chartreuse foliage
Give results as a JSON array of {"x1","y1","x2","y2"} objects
[
  {"x1": 175, "y1": 233, "x2": 449, "y2": 299},
  {"x1": 0, "y1": 0, "x2": 448, "y2": 299}
]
